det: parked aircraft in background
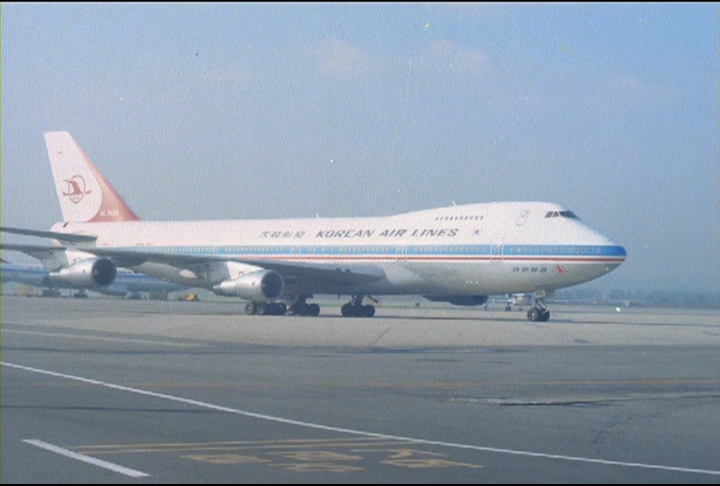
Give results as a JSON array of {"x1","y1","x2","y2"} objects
[
  {"x1": 504, "y1": 293, "x2": 534, "y2": 311},
  {"x1": 1, "y1": 258, "x2": 188, "y2": 298},
  {"x1": 1, "y1": 131, "x2": 626, "y2": 321}
]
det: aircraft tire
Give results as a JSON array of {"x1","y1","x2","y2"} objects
[{"x1": 245, "y1": 302, "x2": 257, "y2": 315}]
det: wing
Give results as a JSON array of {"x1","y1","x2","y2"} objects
[
  {"x1": 83, "y1": 246, "x2": 388, "y2": 288},
  {"x1": 1, "y1": 226, "x2": 97, "y2": 243},
  {"x1": 1, "y1": 243, "x2": 386, "y2": 289},
  {"x1": 1, "y1": 243, "x2": 73, "y2": 270}
]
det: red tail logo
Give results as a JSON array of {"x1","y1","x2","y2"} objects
[{"x1": 62, "y1": 175, "x2": 92, "y2": 204}]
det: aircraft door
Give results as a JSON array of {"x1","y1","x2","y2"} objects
[
  {"x1": 396, "y1": 244, "x2": 407, "y2": 262},
  {"x1": 516, "y1": 209, "x2": 531, "y2": 227},
  {"x1": 491, "y1": 238, "x2": 504, "y2": 263}
]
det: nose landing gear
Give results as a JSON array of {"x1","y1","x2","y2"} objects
[
  {"x1": 527, "y1": 306, "x2": 550, "y2": 322},
  {"x1": 527, "y1": 291, "x2": 552, "y2": 322}
]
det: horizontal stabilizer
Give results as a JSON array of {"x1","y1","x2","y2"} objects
[{"x1": 1, "y1": 243, "x2": 71, "y2": 271}]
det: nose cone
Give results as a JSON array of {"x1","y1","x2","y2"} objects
[
  {"x1": 616, "y1": 245, "x2": 628, "y2": 259},
  {"x1": 585, "y1": 225, "x2": 627, "y2": 276},
  {"x1": 605, "y1": 243, "x2": 627, "y2": 271},
  {"x1": 576, "y1": 220, "x2": 627, "y2": 258},
  {"x1": 572, "y1": 220, "x2": 627, "y2": 275},
  {"x1": 577, "y1": 236, "x2": 627, "y2": 286}
]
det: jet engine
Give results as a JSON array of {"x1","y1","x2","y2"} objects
[
  {"x1": 212, "y1": 270, "x2": 285, "y2": 301},
  {"x1": 423, "y1": 295, "x2": 489, "y2": 306},
  {"x1": 48, "y1": 258, "x2": 117, "y2": 288}
]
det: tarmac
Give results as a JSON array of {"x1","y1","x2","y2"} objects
[{"x1": 2, "y1": 295, "x2": 719, "y2": 483}]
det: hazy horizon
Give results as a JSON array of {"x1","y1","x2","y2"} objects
[{"x1": 2, "y1": 3, "x2": 718, "y2": 294}]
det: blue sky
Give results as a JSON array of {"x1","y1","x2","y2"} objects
[{"x1": 2, "y1": 3, "x2": 718, "y2": 294}]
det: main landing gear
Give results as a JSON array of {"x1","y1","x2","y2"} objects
[
  {"x1": 244, "y1": 295, "x2": 320, "y2": 316},
  {"x1": 341, "y1": 295, "x2": 376, "y2": 318},
  {"x1": 243, "y1": 294, "x2": 378, "y2": 318},
  {"x1": 287, "y1": 296, "x2": 321, "y2": 316},
  {"x1": 245, "y1": 301, "x2": 287, "y2": 316}
]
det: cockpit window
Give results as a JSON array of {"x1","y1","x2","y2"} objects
[{"x1": 545, "y1": 210, "x2": 579, "y2": 219}]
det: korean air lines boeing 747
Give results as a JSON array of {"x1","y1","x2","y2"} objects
[{"x1": 2, "y1": 132, "x2": 626, "y2": 321}]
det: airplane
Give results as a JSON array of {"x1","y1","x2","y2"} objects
[
  {"x1": 1, "y1": 131, "x2": 627, "y2": 321},
  {"x1": 1, "y1": 258, "x2": 189, "y2": 298},
  {"x1": 504, "y1": 293, "x2": 534, "y2": 311}
]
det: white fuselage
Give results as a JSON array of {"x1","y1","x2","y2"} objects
[{"x1": 51, "y1": 202, "x2": 626, "y2": 298}]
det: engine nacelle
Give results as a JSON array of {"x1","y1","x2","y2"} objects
[
  {"x1": 212, "y1": 270, "x2": 285, "y2": 301},
  {"x1": 48, "y1": 258, "x2": 117, "y2": 288},
  {"x1": 423, "y1": 295, "x2": 489, "y2": 306}
]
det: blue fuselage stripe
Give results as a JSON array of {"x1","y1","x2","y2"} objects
[{"x1": 119, "y1": 244, "x2": 627, "y2": 261}]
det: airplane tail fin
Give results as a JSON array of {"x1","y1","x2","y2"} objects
[{"x1": 44, "y1": 131, "x2": 140, "y2": 223}]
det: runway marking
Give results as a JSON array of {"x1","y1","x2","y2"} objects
[
  {"x1": 69, "y1": 438, "x2": 484, "y2": 470},
  {"x1": 74, "y1": 438, "x2": 417, "y2": 455},
  {"x1": 3, "y1": 328, "x2": 205, "y2": 347},
  {"x1": 5, "y1": 361, "x2": 719, "y2": 477},
  {"x1": 108, "y1": 378, "x2": 720, "y2": 388},
  {"x1": 23, "y1": 440, "x2": 149, "y2": 478},
  {"x1": 180, "y1": 444, "x2": 481, "y2": 472}
]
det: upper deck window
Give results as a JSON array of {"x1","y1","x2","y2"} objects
[{"x1": 435, "y1": 215, "x2": 483, "y2": 221}]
